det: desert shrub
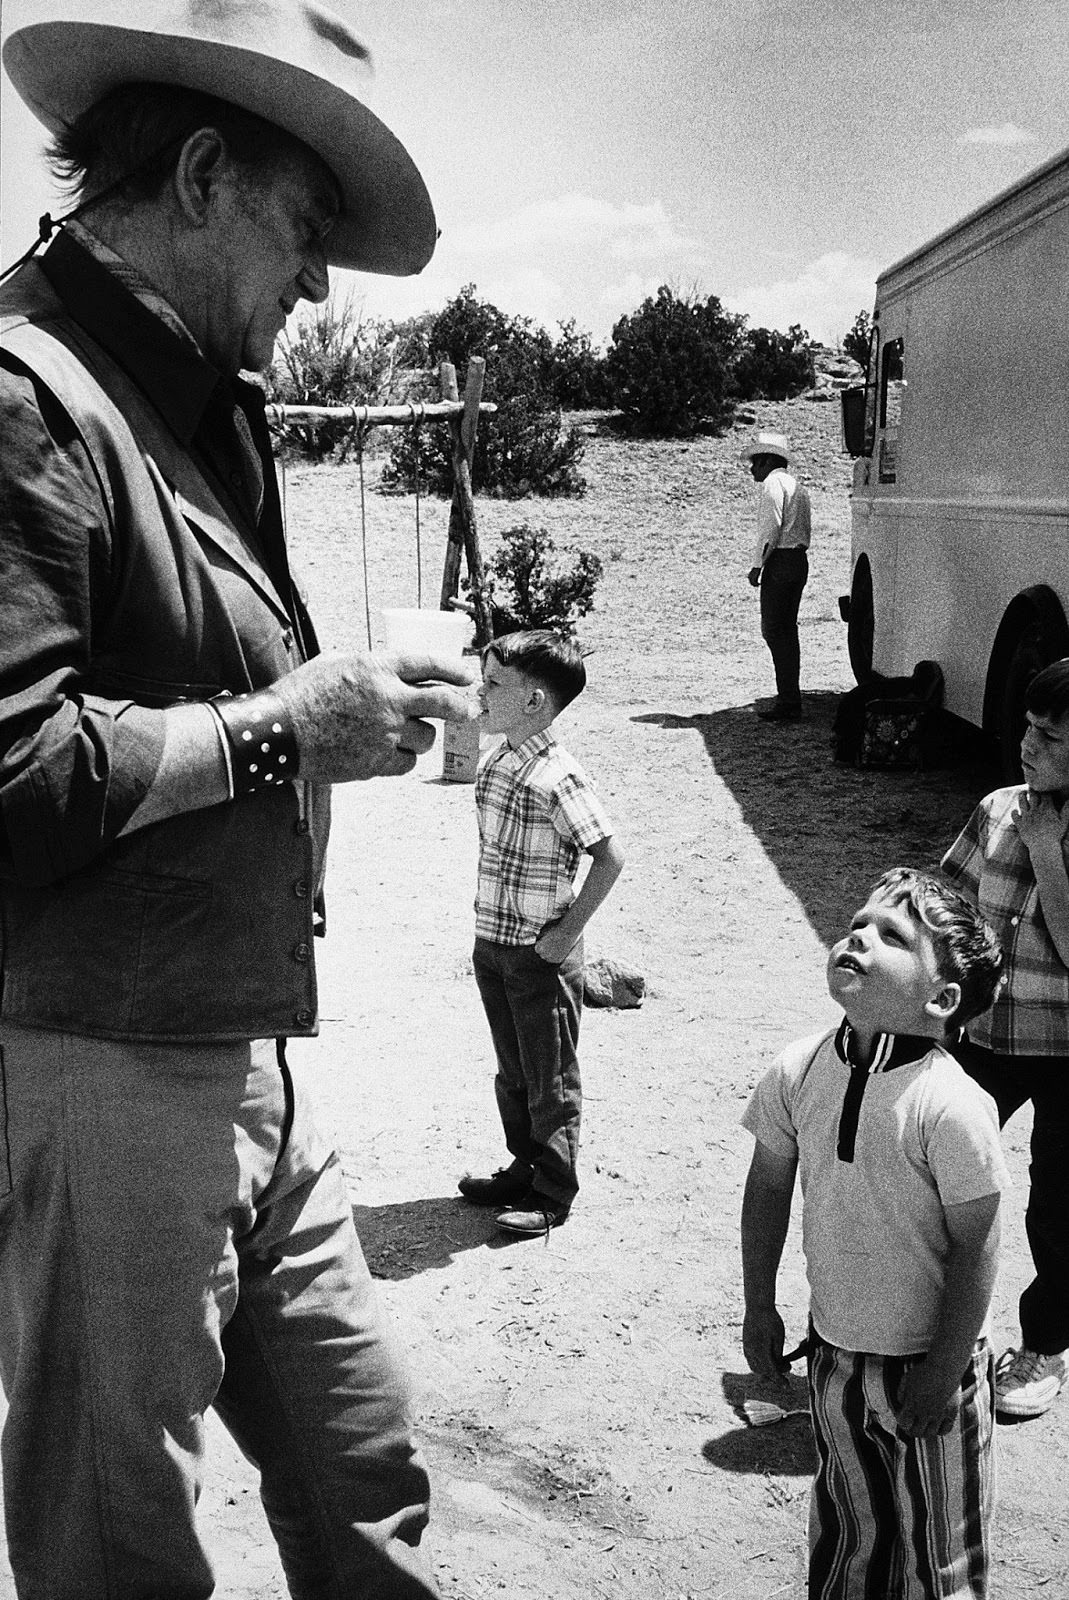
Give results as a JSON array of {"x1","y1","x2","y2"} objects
[
  {"x1": 547, "y1": 319, "x2": 613, "y2": 409},
  {"x1": 386, "y1": 309, "x2": 438, "y2": 370},
  {"x1": 605, "y1": 284, "x2": 744, "y2": 436},
  {"x1": 479, "y1": 523, "x2": 603, "y2": 636},
  {"x1": 268, "y1": 293, "x2": 408, "y2": 461},
  {"x1": 842, "y1": 309, "x2": 873, "y2": 368},
  {"x1": 383, "y1": 286, "x2": 587, "y2": 499},
  {"x1": 733, "y1": 323, "x2": 815, "y2": 401}
]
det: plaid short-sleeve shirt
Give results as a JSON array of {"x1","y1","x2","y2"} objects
[
  {"x1": 942, "y1": 784, "x2": 1069, "y2": 1055},
  {"x1": 474, "y1": 729, "x2": 613, "y2": 945}
]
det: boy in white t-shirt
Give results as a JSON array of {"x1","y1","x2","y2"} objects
[{"x1": 739, "y1": 868, "x2": 1007, "y2": 1600}]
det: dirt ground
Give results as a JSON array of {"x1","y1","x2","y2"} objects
[{"x1": 3, "y1": 392, "x2": 1066, "y2": 1596}]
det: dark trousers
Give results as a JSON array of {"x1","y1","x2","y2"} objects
[
  {"x1": 954, "y1": 1034, "x2": 1069, "y2": 1355},
  {"x1": 472, "y1": 936, "x2": 584, "y2": 1207},
  {"x1": 759, "y1": 546, "x2": 808, "y2": 706}
]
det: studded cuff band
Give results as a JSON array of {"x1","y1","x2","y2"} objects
[{"x1": 209, "y1": 691, "x2": 299, "y2": 795}]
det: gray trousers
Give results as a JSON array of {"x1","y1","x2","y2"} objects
[{"x1": 0, "y1": 1024, "x2": 439, "y2": 1599}]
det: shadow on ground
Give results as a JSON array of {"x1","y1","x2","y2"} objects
[
  {"x1": 701, "y1": 1417, "x2": 817, "y2": 1477},
  {"x1": 701, "y1": 1368, "x2": 817, "y2": 1476},
  {"x1": 634, "y1": 696, "x2": 999, "y2": 945},
  {"x1": 352, "y1": 1195, "x2": 505, "y2": 1279}
]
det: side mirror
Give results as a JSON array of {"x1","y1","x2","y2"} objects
[{"x1": 841, "y1": 386, "x2": 868, "y2": 457}]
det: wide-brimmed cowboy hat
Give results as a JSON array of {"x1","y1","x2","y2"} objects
[
  {"x1": 739, "y1": 430, "x2": 793, "y2": 466},
  {"x1": 1, "y1": 0, "x2": 436, "y2": 275}
]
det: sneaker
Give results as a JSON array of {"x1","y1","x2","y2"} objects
[
  {"x1": 457, "y1": 1165, "x2": 532, "y2": 1207},
  {"x1": 496, "y1": 1191, "x2": 570, "y2": 1238},
  {"x1": 994, "y1": 1347, "x2": 1069, "y2": 1418}
]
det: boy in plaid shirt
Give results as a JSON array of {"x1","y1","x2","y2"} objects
[
  {"x1": 943, "y1": 658, "x2": 1069, "y2": 1419},
  {"x1": 458, "y1": 631, "x2": 624, "y2": 1237}
]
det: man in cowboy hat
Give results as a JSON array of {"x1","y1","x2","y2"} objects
[
  {"x1": 0, "y1": 2, "x2": 466, "y2": 1593},
  {"x1": 741, "y1": 430, "x2": 812, "y2": 722}
]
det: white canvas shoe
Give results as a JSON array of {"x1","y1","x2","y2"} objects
[{"x1": 994, "y1": 1347, "x2": 1069, "y2": 1418}]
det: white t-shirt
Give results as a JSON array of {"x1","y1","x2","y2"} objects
[{"x1": 742, "y1": 1025, "x2": 1009, "y2": 1355}]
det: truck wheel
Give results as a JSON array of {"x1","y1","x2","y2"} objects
[
  {"x1": 996, "y1": 617, "x2": 1052, "y2": 781},
  {"x1": 847, "y1": 561, "x2": 874, "y2": 683}
]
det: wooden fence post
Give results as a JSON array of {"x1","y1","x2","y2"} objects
[{"x1": 439, "y1": 357, "x2": 493, "y2": 647}]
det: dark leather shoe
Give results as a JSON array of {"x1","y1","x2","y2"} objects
[
  {"x1": 496, "y1": 1191, "x2": 571, "y2": 1237},
  {"x1": 458, "y1": 1166, "x2": 532, "y2": 1206},
  {"x1": 757, "y1": 700, "x2": 802, "y2": 722}
]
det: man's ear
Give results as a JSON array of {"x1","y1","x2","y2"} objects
[
  {"x1": 525, "y1": 685, "x2": 546, "y2": 715},
  {"x1": 173, "y1": 127, "x2": 228, "y2": 225},
  {"x1": 925, "y1": 981, "x2": 961, "y2": 1028}
]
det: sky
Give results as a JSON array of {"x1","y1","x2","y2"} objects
[{"x1": 2, "y1": 0, "x2": 1068, "y2": 351}]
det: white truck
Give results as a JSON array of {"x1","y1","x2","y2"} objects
[{"x1": 841, "y1": 144, "x2": 1069, "y2": 772}]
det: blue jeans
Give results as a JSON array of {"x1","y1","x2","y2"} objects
[
  {"x1": 472, "y1": 937, "x2": 584, "y2": 1207},
  {"x1": 0, "y1": 1025, "x2": 438, "y2": 1599},
  {"x1": 759, "y1": 546, "x2": 808, "y2": 706}
]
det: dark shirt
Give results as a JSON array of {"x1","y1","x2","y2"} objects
[{"x1": 40, "y1": 230, "x2": 300, "y2": 621}]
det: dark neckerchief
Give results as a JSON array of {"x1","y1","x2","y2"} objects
[{"x1": 833, "y1": 1018, "x2": 934, "y2": 1163}]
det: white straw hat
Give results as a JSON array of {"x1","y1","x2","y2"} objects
[
  {"x1": 738, "y1": 430, "x2": 793, "y2": 466},
  {"x1": 1, "y1": 0, "x2": 437, "y2": 276}
]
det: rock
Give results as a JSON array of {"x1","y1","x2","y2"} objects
[{"x1": 583, "y1": 957, "x2": 646, "y2": 1009}]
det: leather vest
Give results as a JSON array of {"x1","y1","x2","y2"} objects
[{"x1": 0, "y1": 266, "x2": 328, "y2": 1041}]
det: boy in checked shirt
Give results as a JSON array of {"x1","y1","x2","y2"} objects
[{"x1": 457, "y1": 631, "x2": 624, "y2": 1237}]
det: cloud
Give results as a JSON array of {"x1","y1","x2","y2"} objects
[
  {"x1": 446, "y1": 194, "x2": 692, "y2": 261},
  {"x1": 476, "y1": 266, "x2": 567, "y2": 327},
  {"x1": 338, "y1": 262, "x2": 570, "y2": 338},
  {"x1": 957, "y1": 122, "x2": 1036, "y2": 147},
  {"x1": 724, "y1": 251, "x2": 881, "y2": 347}
]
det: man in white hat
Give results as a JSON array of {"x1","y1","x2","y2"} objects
[
  {"x1": 741, "y1": 430, "x2": 812, "y2": 722},
  {"x1": 0, "y1": 2, "x2": 466, "y2": 1593}
]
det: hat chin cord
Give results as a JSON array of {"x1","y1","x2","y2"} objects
[{"x1": 0, "y1": 139, "x2": 187, "y2": 286}]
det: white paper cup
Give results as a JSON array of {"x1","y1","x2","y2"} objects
[{"x1": 380, "y1": 607, "x2": 474, "y2": 657}]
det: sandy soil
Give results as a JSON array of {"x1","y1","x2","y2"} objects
[{"x1": 3, "y1": 393, "x2": 1065, "y2": 1597}]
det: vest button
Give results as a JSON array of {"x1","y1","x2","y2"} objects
[
  {"x1": 293, "y1": 942, "x2": 311, "y2": 963},
  {"x1": 294, "y1": 880, "x2": 309, "y2": 898},
  {"x1": 295, "y1": 818, "x2": 311, "y2": 835}
]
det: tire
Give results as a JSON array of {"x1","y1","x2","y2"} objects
[
  {"x1": 847, "y1": 560, "x2": 875, "y2": 684},
  {"x1": 995, "y1": 614, "x2": 1057, "y2": 781}
]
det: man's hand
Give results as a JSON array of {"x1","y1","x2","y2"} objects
[
  {"x1": 742, "y1": 1305, "x2": 788, "y2": 1379},
  {"x1": 1014, "y1": 789, "x2": 1069, "y2": 852},
  {"x1": 747, "y1": 566, "x2": 762, "y2": 588},
  {"x1": 895, "y1": 1358, "x2": 961, "y2": 1438},
  {"x1": 274, "y1": 650, "x2": 477, "y2": 783}
]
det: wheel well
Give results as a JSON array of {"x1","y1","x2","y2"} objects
[
  {"x1": 982, "y1": 586, "x2": 1069, "y2": 735},
  {"x1": 847, "y1": 556, "x2": 874, "y2": 683}
]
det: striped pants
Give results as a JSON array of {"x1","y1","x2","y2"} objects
[{"x1": 808, "y1": 1336, "x2": 995, "y2": 1599}]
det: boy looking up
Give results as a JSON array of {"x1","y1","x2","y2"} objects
[
  {"x1": 458, "y1": 631, "x2": 624, "y2": 1238},
  {"x1": 740, "y1": 869, "x2": 1007, "y2": 1600},
  {"x1": 943, "y1": 658, "x2": 1069, "y2": 1419}
]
